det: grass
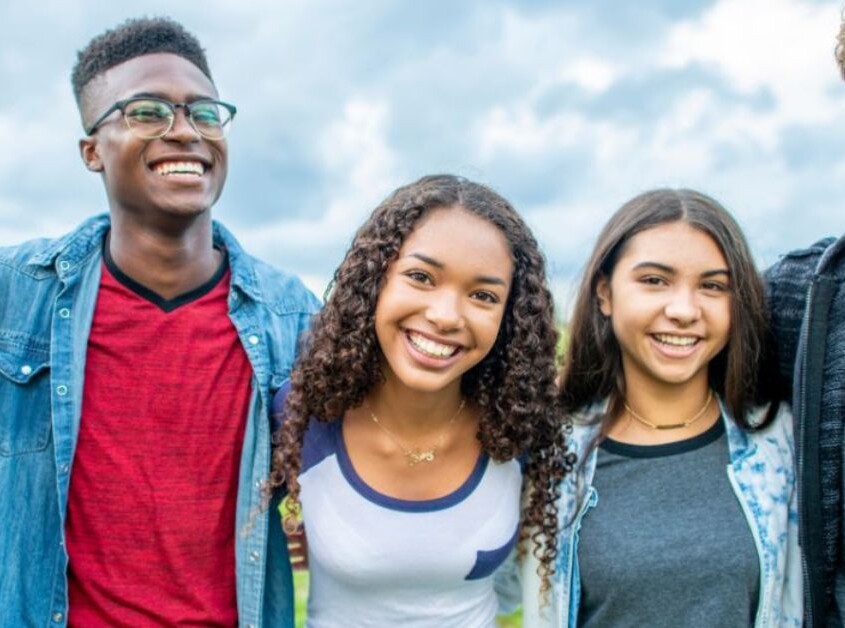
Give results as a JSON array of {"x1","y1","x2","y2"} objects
[{"x1": 293, "y1": 570, "x2": 522, "y2": 627}]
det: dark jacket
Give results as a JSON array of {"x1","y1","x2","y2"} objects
[{"x1": 766, "y1": 235, "x2": 845, "y2": 628}]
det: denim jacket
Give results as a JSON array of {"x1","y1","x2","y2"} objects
[
  {"x1": 766, "y1": 235, "x2": 845, "y2": 627},
  {"x1": 518, "y1": 399, "x2": 802, "y2": 628},
  {"x1": 0, "y1": 214, "x2": 319, "y2": 628}
]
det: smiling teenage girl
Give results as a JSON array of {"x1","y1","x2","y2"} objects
[
  {"x1": 268, "y1": 174, "x2": 573, "y2": 626},
  {"x1": 523, "y1": 189, "x2": 801, "y2": 627}
]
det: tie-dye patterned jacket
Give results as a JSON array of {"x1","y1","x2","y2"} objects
[{"x1": 517, "y1": 399, "x2": 802, "y2": 628}]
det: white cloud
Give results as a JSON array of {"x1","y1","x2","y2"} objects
[
  {"x1": 662, "y1": 0, "x2": 841, "y2": 123},
  {"x1": 239, "y1": 98, "x2": 403, "y2": 259}
]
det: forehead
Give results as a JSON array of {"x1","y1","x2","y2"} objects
[
  {"x1": 86, "y1": 52, "x2": 218, "y2": 108},
  {"x1": 400, "y1": 207, "x2": 514, "y2": 276},
  {"x1": 619, "y1": 221, "x2": 727, "y2": 269}
]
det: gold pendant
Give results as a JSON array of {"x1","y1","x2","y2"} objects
[{"x1": 406, "y1": 449, "x2": 436, "y2": 466}]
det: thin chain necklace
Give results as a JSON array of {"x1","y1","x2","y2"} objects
[
  {"x1": 366, "y1": 398, "x2": 466, "y2": 466},
  {"x1": 624, "y1": 389, "x2": 713, "y2": 431}
]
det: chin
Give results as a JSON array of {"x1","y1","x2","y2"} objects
[
  {"x1": 390, "y1": 369, "x2": 463, "y2": 394},
  {"x1": 154, "y1": 200, "x2": 215, "y2": 219}
]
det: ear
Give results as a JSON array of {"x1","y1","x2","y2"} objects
[
  {"x1": 79, "y1": 136, "x2": 104, "y2": 172},
  {"x1": 596, "y1": 275, "x2": 612, "y2": 317}
]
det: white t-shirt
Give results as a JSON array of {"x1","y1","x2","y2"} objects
[{"x1": 296, "y1": 417, "x2": 522, "y2": 628}]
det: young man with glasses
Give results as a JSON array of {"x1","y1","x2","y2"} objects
[
  {"x1": 0, "y1": 17, "x2": 317, "y2": 627},
  {"x1": 766, "y1": 16, "x2": 845, "y2": 628}
]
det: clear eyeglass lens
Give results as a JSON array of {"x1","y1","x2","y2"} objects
[
  {"x1": 123, "y1": 100, "x2": 174, "y2": 138},
  {"x1": 189, "y1": 102, "x2": 230, "y2": 139}
]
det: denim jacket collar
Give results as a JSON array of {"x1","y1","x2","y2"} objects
[{"x1": 23, "y1": 213, "x2": 266, "y2": 305}]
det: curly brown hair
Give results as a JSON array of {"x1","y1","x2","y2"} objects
[{"x1": 268, "y1": 174, "x2": 575, "y2": 589}]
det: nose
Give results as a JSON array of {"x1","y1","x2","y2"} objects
[
  {"x1": 664, "y1": 287, "x2": 701, "y2": 325},
  {"x1": 425, "y1": 289, "x2": 465, "y2": 331},
  {"x1": 164, "y1": 106, "x2": 200, "y2": 142}
]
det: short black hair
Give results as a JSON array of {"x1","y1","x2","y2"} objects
[{"x1": 71, "y1": 16, "x2": 213, "y2": 104}]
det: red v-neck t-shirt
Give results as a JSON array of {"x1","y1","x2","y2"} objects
[{"x1": 65, "y1": 248, "x2": 252, "y2": 627}]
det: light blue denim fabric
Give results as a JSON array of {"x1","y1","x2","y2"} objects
[
  {"x1": 0, "y1": 214, "x2": 319, "y2": 628},
  {"x1": 518, "y1": 399, "x2": 802, "y2": 627}
]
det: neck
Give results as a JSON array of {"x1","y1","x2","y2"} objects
[
  {"x1": 367, "y1": 378, "x2": 464, "y2": 437},
  {"x1": 608, "y1": 364, "x2": 716, "y2": 443},
  {"x1": 108, "y1": 212, "x2": 221, "y2": 300}
]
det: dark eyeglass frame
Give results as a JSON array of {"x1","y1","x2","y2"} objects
[{"x1": 85, "y1": 96, "x2": 238, "y2": 140}]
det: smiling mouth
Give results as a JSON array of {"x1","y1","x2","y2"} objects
[
  {"x1": 652, "y1": 333, "x2": 700, "y2": 348},
  {"x1": 406, "y1": 331, "x2": 462, "y2": 359},
  {"x1": 152, "y1": 160, "x2": 207, "y2": 177}
]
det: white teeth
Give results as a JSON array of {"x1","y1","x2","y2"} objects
[
  {"x1": 654, "y1": 334, "x2": 698, "y2": 347},
  {"x1": 153, "y1": 161, "x2": 205, "y2": 176},
  {"x1": 407, "y1": 332, "x2": 460, "y2": 358}
]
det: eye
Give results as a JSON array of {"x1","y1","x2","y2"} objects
[
  {"x1": 639, "y1": 275, "x2": 667, "y2": 286},
  {"x1": 701, "y1": 280, "x2": 729, "y2": 292},
  {"x1": 403, "y1": 270, "x2": 433, "y2": 285},
  {"x1": 125, "y1": 100, "x2": 171, "y2": 123},
  {"x1": 190, "y1": 102, "x2": 224, "y2": 126},
  {"x1": 471, "y1": 290, "x2": 500, "y2": 304}
]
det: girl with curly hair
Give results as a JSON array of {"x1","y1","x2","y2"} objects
[
  {"x1": 268, "y1": 174, "x2": 573, "y2": 626},
  {"x1": 521, "y1": 189, "x2": 802, "y2": 627}
]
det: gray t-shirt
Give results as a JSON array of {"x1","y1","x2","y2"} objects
[{"x1": 578, "y1": 418, "x2": 760, "y2": 628}]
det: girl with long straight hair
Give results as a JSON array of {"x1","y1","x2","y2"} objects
[{"x1": 522, "y1": 189, "x2": 801, "y2": 627}]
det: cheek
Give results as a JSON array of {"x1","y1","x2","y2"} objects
[
  {"x1": 477, "y1": 311, "x2": 507, "y2": 353},
  {"x1": 713, "y1": 301, "x2": 732, "y2": 346}
]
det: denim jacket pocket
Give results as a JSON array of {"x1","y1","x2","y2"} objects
[{"x1": 0, "y1": 339, "x2": 51, "y2": 456}]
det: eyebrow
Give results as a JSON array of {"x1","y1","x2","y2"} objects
[
  {"x1": 406, "y1": 252, "x2": 508, "y2": 286},
  {"x1": 631, "y1": 262, "x2": 731, "y2": 278}
]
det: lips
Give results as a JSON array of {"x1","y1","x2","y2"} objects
[
  {"x1": 651, "y1": 333, "x2": 700, "y2": 347},
  {"x1": 148, "y1": 157, "x2": 211, "y2": 177},
  {"x1": 406, "y1": 330, "x2": 462, "y2": 359}
]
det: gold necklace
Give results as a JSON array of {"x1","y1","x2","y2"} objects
[
  {"x1": 624, "y1": 389, "x2": 713, "y2": 431},
  {"x1": 366, "y1": 399, "x2": 466, "y2": 466}
]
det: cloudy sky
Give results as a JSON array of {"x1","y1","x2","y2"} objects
[{"x1": 2, "y1": 0, "x2": 844, "y2": 309}]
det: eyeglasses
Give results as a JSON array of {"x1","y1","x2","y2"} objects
[{"x1": 85, "y1": 97, "x2": 237, "y2": 141}]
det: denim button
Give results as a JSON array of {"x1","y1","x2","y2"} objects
[
  {"x1": 20, "y1": 364, "x2": 32, "y2": 375},
  {"x1": 58, "y1": 261, "x2": 71, "y2": 272},
  {"x1": 52, "y1": 612, "x2": 63, "y2": 622},
  {"x1": 61, "y1": 463, "x2": 69, "y2": 473},
  {"x1": 59, "y1": 308, "x2": 71, "y2": 318},
  {"x1": 250, "y1": 550, "x2": 260, "y2": 562},
  {"x1": 56, "y1": 385, "x2": 68, "y2": 396},
  {"x1": 248, "y1": 335, "x2": 259, "y2": 345}
]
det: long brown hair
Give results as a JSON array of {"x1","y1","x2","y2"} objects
[
  {"x1": 269, "y1": 174, "x2": 574, "y2": 588},
  {"x1": 559, "y1": 188, "x2": 777, "y2": 429}
]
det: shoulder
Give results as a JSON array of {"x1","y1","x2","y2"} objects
[
  {"x1": 568, "y1": 401, "x2": 607, "y2": 456},
  {"x1": 214, "y1": 221, "x2": 321, "y2": 316},
  {"x1": 0, "y1": 215, "x2": 109, "y2": 281},
  {"x1": 727, "y1": 402, "x2": 795, "y2": 459},
  {"x1": 249, "y1": 256, "x2": 320, "y2": 313},
  {"x1": 765, "y1": 236, "x2": 844, "y2": 289}
]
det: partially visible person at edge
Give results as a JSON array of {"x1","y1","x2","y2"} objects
[
  {"x1": 0, "y1": 17, "x2": 318, "y2": 627},
  {"x1": 520, "y1": 190, "x2": 801, "y2": 627},
  {"x1": 267, "y1": 174, "x2": 575, "y2": 626},
  {"x1": 764, "y1": 18, "x2": 845, "y2": 628}
]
